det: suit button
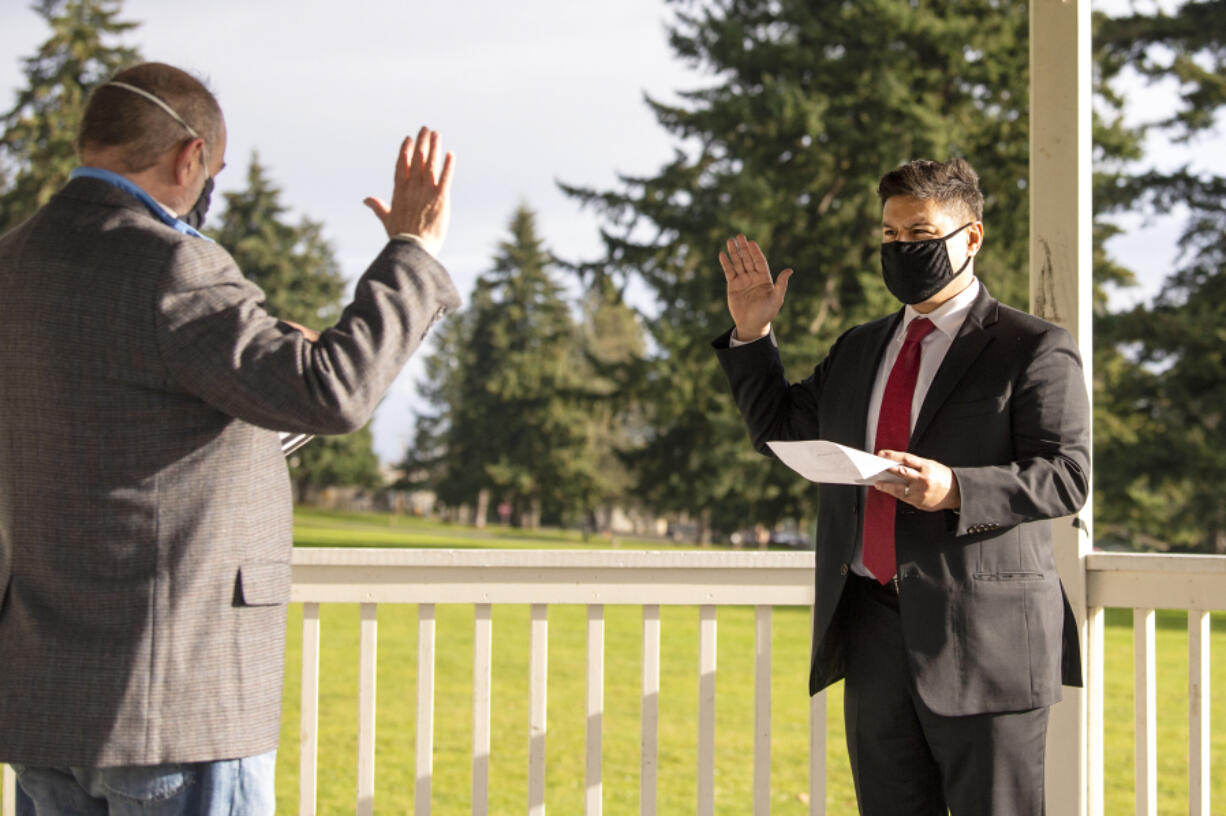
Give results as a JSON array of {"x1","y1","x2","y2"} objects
[{"x1": 840, "y1": 563, "x2": 849, "y2": 576}]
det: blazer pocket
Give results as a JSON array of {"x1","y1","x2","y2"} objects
[
  {"x1": 974, "y1": 571, "x2": 1044, "y2": 582},
  {"x1": 236, "y1": 561, "x2": 292, "y2": 606}
]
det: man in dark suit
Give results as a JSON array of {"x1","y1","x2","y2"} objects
[
  {"x1": 714, "y1": 158, "x2": 1090, "y2": 815},
  {"x1": 0, "y1": 62, "x2": 459, "y2": 813}
]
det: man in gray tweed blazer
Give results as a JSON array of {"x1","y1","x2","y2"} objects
[{"x1": 0, "y1": 62, "x2": 460, "y2": 814}]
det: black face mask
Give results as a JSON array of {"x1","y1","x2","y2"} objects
[
  {"x1": 880, "y1": 222, "x2": 973, "y2": 304},
  {"x1": 181, "y1": 175, "x2": 213, "y2": 230}
]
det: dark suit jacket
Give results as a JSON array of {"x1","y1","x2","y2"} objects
[
  {"x1": 0, "y1": 177, "x2": 460, "y2": 765},
  {"x1": 714, "y1": 284, "x2": 1090, "y2": 717}
]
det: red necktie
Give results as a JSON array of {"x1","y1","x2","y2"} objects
[{"x1": 862, "y1": 317, "x2": 936, "y2": 584}]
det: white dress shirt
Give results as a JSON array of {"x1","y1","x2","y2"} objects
[{"x1": 731, "y1": 277, "x2": 982, "y2": 576}]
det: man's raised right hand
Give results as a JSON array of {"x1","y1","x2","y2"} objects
[
  {"x1": 364, "y1": 126, "x2": 455, "y2": 256},
  {"x1": 718, "y1": 234, "x2": 793, "y2": 341}
]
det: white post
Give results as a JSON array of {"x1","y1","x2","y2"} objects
[
  {"x1": 473, "y1": 604, "x2": 493, "y2": 816},
  {"x1": 3, "y1": 764, "x2": 16, "y2": 816},
  {"x1": 1030, "y1": 2, "x2": 1093, "y2": 815},
  {"x1": 357, "y1": 603, "x2": 379, "y2": 816},
  {"x1": 529, "y1": 604, "x2": 549, "y2": 816},
  {"x1": 299, "y1": 603, "x2": 322, "y2": 816},
  {"x1": 415, "y1": 604, "x2": 436, "y2": 816},
  {"x1": 641, "y1": 605, "x2": 661, "y2": 816}
]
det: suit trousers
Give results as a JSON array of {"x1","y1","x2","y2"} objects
[{"x1": 841, "y1": 575, "x2": 1049, "y2": 816}]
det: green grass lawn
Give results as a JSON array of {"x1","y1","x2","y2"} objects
[{"x1": 3, "y1": 509, "x2": 1222, "y2": 814}]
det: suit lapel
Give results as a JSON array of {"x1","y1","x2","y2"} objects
[{"x1": 910, "y1": 287, "x2": 999, "y2": 444}]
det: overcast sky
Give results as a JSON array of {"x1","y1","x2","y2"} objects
[{"x1": 2, "y1": 0, "x2": 1222, "y2": 462}]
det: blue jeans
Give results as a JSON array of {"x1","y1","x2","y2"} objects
[{"x1": 12, "y1": 750, "x2": 275, "y2": 816}]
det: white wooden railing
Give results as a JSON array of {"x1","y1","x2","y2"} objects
[
  {"x1": 290, "y1": 549, "x2": 820, "y2": 816},
  {"x1": 2, "y1": 548, "x2": 1222, "y2": 816},
  {"x1": 1084, "y1": 552, "x2": 1226, "y2": 816}
]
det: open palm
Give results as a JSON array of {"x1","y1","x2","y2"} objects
[{"x1": 718, "y1": 234, "x2": 794, "y2": 340}]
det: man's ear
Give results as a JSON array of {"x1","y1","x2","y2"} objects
[
  {"x1": 968, "y1": 221, "x2": 985, "y2": 256},
  {"x1": 171, "y1": 138, "x2": 206, "y2": 186}
]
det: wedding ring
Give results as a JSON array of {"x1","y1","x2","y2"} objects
[{"x1": 904, "y1": 484, "x2": 911, "y2": 497}]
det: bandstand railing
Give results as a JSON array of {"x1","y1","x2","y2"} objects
[{"x1": 3, "y1": 548, "x2": 1222, "y2": 816}]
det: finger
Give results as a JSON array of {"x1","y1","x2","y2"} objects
[
  {"x1": 747, "y1": 240, "x2": 771, "y2": 278},
  {"x1": 735, "y1": 234, "x2": 752, "y2": 264},
  {"x1": 363, "y1": 196, "x2": 390, "y2": 221},
  {"x1": 411, "y1": 126, "x2": 430, "y2": 176},
  {"x1": 775, "y1": 268, "x2": 794, "y2": 298},
  {"x1": 438, "y1": 151, "x2": 456, "y2": 192},
  {"x1": 396, "y1": 136, "x2": 413, "y2": 182},
  {"x1": 873, "y1": 481, "x2": 906, "y2": 500},
  {"x1": 726, "y1": 237, "x2": 747, "y2": 274},
  {"x1": 876, "y1": 449, "x2": 905, "y2": 463},
  {"x1": 425, "y1": 130, "x2": 440, "y2": 178},
  {"x1": 719, "y1": 251, "x2": 736, "y2": 281},
  {"x1": 895, "y1": 451, "x2": 929, "y2": 472}
]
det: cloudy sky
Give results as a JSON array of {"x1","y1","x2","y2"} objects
[{"x1": 2, "y1": 0, "x2": 1221, "y2": 462}]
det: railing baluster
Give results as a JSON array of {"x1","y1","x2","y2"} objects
[
  {"x1": 809, "y1": 606, "x2": 825, "y2": 816},
  {"x1": 299, "y1": 602, "x2": 321, "y2": 816},
  {"x1": 754, "y1": 605, "x2": 771, "y2": 816},
  {"x1": 3, "y1": 763, "x2": 16, "y2": 816},
  {"x1": 1134, "y1": 608, "x2": 1156, "y2": 816},
  {"x1": 529, "y1": 604, "x2": 548, "y2": 816},
  {"x1": 1188, "y1": 608, "x2": 1210, "y2": 816},
  {"x1": 473, "y1": 604, "x2": 492, "y2": 816},
  {"x1": 640, "y1": 605, "x2": 660, "y2": 816},
  {"x1": 697, "y1": 605, "x2": 717, "y2": 816},
  {"x1": 1087, "y1": 605, "x2": 1105, "y2": 816},
  {"x1": 416, "y1": 604, "x2": 436, "y2": 816},
  {"x1": 586, "y1": 605, "x2": 604, "y2": 816},
  {"x1": 357, "y1": 603, "x2": 378, "y2": 816}
]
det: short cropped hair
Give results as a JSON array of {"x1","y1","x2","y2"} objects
[
  {"x1": 77, "y1": 62, "x2": 222, "y2": 173},
  {"x1": 876, "y1": 158, "x2": 984, "y2": 222}
]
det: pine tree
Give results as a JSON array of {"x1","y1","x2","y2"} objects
[
  {"x1": 563, "y1": 0, "x2": 1032, "y2": 539},
  {"x1": 0, "y1": 0, "x2": 139, "y2": 234},
  {"x1": 212, "y1": 153, "x2": 345, "y2": 324},
  {"x1": 213, "y1": 154, "x2": 380, "y2": 497},
  {"x1": 1091, "y1": 1, "x2": 1226, "y2": 552},
  {"x1": 573, "y1": 274, "x2": 648, "y2": 534},
  {"x1": 408, "y1": 205, "x2": 603, "y2": 528}
]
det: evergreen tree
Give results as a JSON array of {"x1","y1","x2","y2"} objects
[
  {"x1": 0, "y1": 0, "x2": 139, "y2": 233},
  {"x1": 212, "y1": 153, "x2": 345, "y2": 323},
  {"x1": 1091, "y1": 1, "x2": 1226, "y2": 552},
  {"x1": 408, "y1": 205, "x2": 604, "y2": 528},
  {"x1": 573, "y1": 274, "x2": 648, "y2": 533},
  {"x1": 563, "y1": 0, "x2": 1032, "y2": 539},
  {"x1": 213, "y1": 154, "x2": 380, "y2": 497}
]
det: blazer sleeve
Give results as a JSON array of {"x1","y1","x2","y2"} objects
[
  {"x1": 154, "y1": 236, "x2": 461, "y2": 435},
  {"x1": 712, "y1": 327, "x2": 840, "y2": 453},
  {"x1": 950, "y1": 324, "x2": 1091, "y2": 535}
]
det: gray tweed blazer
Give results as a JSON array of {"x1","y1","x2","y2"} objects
[{"x1": 0, "y1": 177, "x2": 460, "y2": 766}]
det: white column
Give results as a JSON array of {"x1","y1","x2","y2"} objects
[{"x1": 1030, "y1": 2, "x2": 1094, "y2": 815}]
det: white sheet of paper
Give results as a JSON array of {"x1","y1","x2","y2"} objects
[{"x1": 766, "y1": 440, "x2": 905, "y2": 485}]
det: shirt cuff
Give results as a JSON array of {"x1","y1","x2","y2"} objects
[
  {"x1": 392, "y1": 233, "x2": 434, "y2": 258},
  {"x1": 728, "y1": 327, "x2": 777, "y2": 347}
]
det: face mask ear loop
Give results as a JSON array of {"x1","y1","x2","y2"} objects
[{"x1": 944, "y1": 222, "x2": 975, "y2": 276}]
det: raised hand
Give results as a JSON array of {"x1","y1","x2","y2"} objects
[
  {"x1": 363, "y1": 126, "x2": 455, "y2": 256},
  {"x1": 718, "y1": 234, "x2": 794, "y2": 341}
]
